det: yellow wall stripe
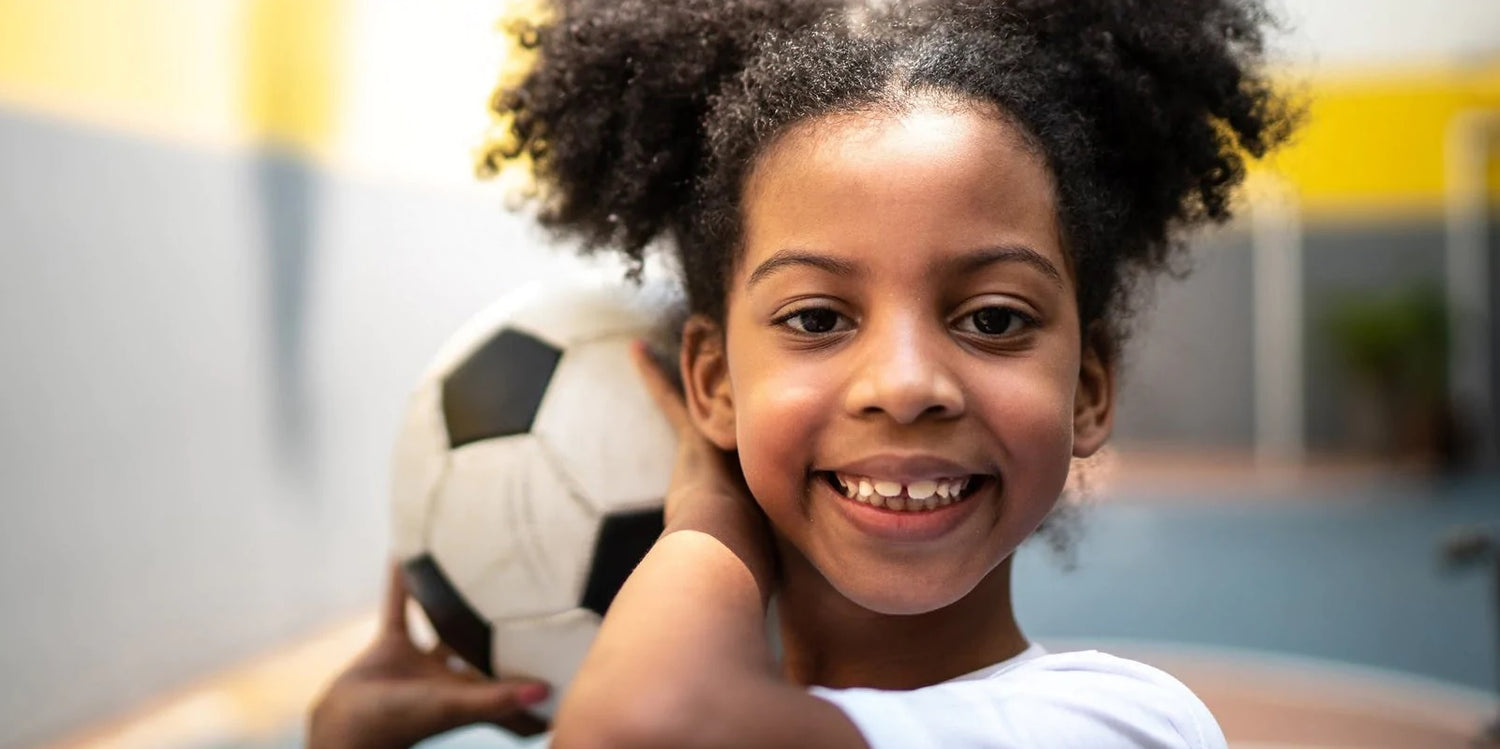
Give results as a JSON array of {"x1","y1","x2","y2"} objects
[
  {"x1": 0, "y1": 0, "x2": 344, "y2": 154},
  {"x1": 0, "y1": 0, "x2": 250, "y2": 145},
  {"x1": 1257, "y1": 64, "x2": 1500, "y2": 217},
  {"x1": 244, "y1": 0, "x2": 345, "y2": 153}
]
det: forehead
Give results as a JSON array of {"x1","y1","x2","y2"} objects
[{"x1": 737, "y1": 100, "x2": 1063, "y2": 282}]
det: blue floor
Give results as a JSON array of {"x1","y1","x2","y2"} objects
[{"x1": 1014, "y1": 475, "x2": 1500, "y2": 692}]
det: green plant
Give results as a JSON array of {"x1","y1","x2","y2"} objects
[{"x1": 1324, "y1": 284, "x2": 1448, "y2": 400}]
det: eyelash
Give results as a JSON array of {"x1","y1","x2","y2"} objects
[
  {"x1": 773, "y1": 307, "x2": 851, "y2": 336},
  {"x1": 771, "y1": 304, "x2": 1038, "y2": 339},
  {"x1": 952, "y1": 306, "x2": 1038, "y2": 337}
]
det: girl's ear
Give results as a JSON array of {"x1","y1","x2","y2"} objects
[
  {"x1": 1072, "y1": 328, "x2": 1116, "y2": 458},
  {"x1": 680, "y1": 314, "x2": 737, "y2": 450}
]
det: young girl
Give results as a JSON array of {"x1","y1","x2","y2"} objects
[{"x1": 311, "y1": 1, "x2": 1292, "y2": 746}]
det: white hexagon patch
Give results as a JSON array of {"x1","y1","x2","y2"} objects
[
  {"x1": 390, "y1": 380, "x2": 447, "y2": 560},
  {"x1": 492, "y1": 607, "x2": 603, "y2": 718},
  {"x1": 507, "y1": 278, "x2": 679, "y2": 350},
  {"x1": 532, "y1": 337, "x2": 677, "y2": 514},
  {"x1": 427, "y1": 435, "x2": 601, "y2": 620}
]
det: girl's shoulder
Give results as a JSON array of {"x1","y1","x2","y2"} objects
[{"x1": 809, "y1": 647, "x2": 1226, "y2": 749}]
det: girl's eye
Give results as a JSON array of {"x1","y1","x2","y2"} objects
[
  {"x1": 957, "y1": 306, "x2": 1031, "y2": 337},
  {"x1": 777, "y1": 307, "x2": 850, "y2": 335}
]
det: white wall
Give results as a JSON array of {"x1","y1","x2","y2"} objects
[{"x1": 1273, "y1": 0, "x2": 1500, "y2": 67}]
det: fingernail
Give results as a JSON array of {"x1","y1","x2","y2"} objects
[{"x1": 518, "y1": 683, "x2": 550, "y2": 706}]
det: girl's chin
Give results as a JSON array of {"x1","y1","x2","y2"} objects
[
  {"x1": 766, "y1": 515, "x2": 1015, "y2": 616},
  {"x1": 820, "y1": 563, "x2": 985, "y2": 616}
]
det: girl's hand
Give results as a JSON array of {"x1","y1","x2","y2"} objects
[
  {"x1": 308, "y1": 564, "x2": 551, "y2": 749},
  {"x1": 631, "y1": 340, "x2": 757, "y2": 530},
  {"x1": 631, "y1": 339, "x2": 778, "y2": 603}
]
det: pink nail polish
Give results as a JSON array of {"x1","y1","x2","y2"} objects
[{"x1": 518, "y1": 683, "x2": 550, "y2": 705}]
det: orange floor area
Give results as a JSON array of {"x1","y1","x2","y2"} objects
[
  {"x1": 44, "y1": 616, "x2": 376, "y2": 749},
  {"x1": 1107, "y1": 643, "x2": 1497, "y2": 749}
]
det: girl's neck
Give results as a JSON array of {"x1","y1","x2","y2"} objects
[{"x1": 774, "y1": 540, "x2": 1029, "y2": 690}]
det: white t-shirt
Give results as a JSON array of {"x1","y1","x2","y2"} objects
[
  {"x1": 418, "y1": 645, "x2": 1223, "y2": 749},
  {"x1": 809, "y1": 644, "x2": 1226, "y2": 749}
]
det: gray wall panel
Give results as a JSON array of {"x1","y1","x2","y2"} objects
[
  {"x1": 1299, "y1": 222, "x2": 1447, "y2": 450},
  {"x1": 1113, "y1": 232, "x2": 1257, "y2": 448},
  {"x1": 1115, "y1": 221, "x2": 1457, "y2": 453}
]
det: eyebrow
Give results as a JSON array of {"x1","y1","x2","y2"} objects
[
  {"x1": 746, "y1": 249, "x2": 860, "y2": 288},
  {"x1": 746, "y1": 244, "x2": 1065, "y2": 289},
  {"x1": 948, "y1": 245, "x2": 1065, "y2": 288}
]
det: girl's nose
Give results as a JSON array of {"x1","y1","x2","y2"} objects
[{"x1": 843, "y1": 319, "x2": 965, "y2": 424}]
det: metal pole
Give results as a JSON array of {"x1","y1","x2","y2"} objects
[
  {"x1": 1250, "y1": 175, "x2": 1306, "y2": 464},
  {"x1": 1444, "y1": 111, "x2": 1498, "y2": 469}
]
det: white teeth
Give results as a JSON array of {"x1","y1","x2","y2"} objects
[
  {"x1": 831, "y1": 472, "x2": 978, "y2": 512},
  {"x1": 946, "y1": 478, "x2": 967, "y2": 498}
]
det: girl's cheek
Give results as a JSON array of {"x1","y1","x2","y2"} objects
[
  {"x1": 976, "y1": 366, "x2": 1077, "y2": 486},
  {"x1": 734, "y1": 375, "x2": 829, "y2": 495}
]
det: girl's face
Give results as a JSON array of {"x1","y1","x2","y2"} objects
[{"x1": 691, "y1": 100, "x2": 1113, "y2": 615}]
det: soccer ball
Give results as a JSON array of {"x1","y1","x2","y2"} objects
[{"x1": 389, "y1": 276, "x2": 681, "y2": 716}]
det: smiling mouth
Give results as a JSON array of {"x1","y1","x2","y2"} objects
[{"x1": 816, "y1": 471, "x2": 988, "y2": 512}]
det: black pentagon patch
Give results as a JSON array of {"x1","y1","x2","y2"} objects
[
  {"x1": 580, "y1": 508, "x2": 665, "y2": 617},
  {"x1": 442, "y1": 329, "x2": 561, "y2": 448},
  {"x1": 402, "y1": 554, "x2": 494, "y2": 677}
]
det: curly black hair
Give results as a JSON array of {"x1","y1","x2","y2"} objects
[{"x1": 483, "y1": 0, "x2": 1296, "y2": 361}]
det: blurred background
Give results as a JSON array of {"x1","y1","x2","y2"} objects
[{"x1": 1, "y1": 1, "x2": 1497, "y2": 748}]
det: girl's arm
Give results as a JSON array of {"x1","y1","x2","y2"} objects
[{"x1": 549, "y1": 346, "x2": 866, "y2": 749}]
